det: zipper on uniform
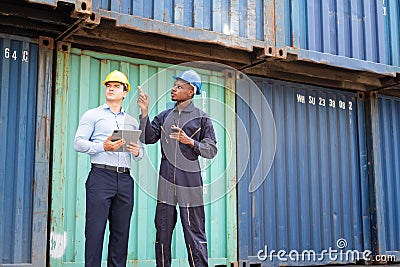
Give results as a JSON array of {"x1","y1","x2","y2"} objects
[
  {"x1": 173, "y1": 112, "x2": 181, "y2": 196},
  {"x1": 187, "y1": 203, "x2": 191, "y2": 226}
]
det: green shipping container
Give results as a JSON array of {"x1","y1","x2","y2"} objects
[{"x1": 50, "y1": 43, "x2": 237, "y2": 267}]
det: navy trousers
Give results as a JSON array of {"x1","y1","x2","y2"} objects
[
  {"x1": 85, "y1": 167, "x2": 134, "y2": 267},
  {"x1": 155, "y1": 202, "x2": 208, "y2": 267}
]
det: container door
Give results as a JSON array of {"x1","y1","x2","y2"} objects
[
  {"x1": 50, "y1": 44, "x2": 237, "y2": 266},
  {"x1": 0, "y1": 34, "x2": 52, "y2": 266},
  {"x1": 237, "y1": 76, "x2": 370, "y2": 266},
  {"x1": 373, "y1": 95, "x2": 400, "y2": 262}
]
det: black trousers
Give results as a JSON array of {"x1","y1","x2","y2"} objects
[{"x1": 85, "y1": 167, "x2": 134, "y2": 267}]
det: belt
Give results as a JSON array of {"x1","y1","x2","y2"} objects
[{"x1": 91, "y1": 163, "x2": 130, "y2": 173}]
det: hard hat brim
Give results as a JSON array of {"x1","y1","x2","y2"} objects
[{"x1": 102, "y1": 80, "x2": 130, "y2": 92}]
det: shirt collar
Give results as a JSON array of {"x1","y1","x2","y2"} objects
[
  {"x1": 173, "y1": 101, "x2": 195, "y2": 113},
  {"x1": 102, "y1": 103, "x2": 125, "y2": 114}
]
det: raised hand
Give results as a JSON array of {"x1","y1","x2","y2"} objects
[{"x1": 137, "y1": 86, "x2": 149, "y2": 117}]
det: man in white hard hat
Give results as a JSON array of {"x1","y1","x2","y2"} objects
[
  {"x1": 74, "y1": 70, "x2": 143, "y2": 267},
  {"x1": 137, "y1": 69, "x2": 217, "y2": 267}
]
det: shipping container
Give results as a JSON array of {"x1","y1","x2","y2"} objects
[
  {"x1": 236, "y1": 76, "x2": 371, "y2": 266},
  {"x1": 50, "y1": 44, "x2": 237, "y2": 266},
  {"x1": 25, "y1": 0, "x2": 400, "y2": 76},
  {"x1": 0, "y1": 33, "x2": 53, "y2": 266},
  {"x1": 278, "y1": 0, "x2": 400, "y2": 76},
  {"x1": 90, "y1": 0, "x2": 267, "y2": 51},
  {"x1": 369, "y1": 94, "x2": 400, "y2": 262},
  {"x1": 26, "y1": 0, "x2": 267, "y2": 51}
]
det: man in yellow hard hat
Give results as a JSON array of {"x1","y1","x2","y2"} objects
[{"x1": 74, "y1": 70, "x2": 143, "y2": 267}]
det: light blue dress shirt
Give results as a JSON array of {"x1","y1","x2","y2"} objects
[{"x1": 74, "y1": 103, "x2": 143, "y2": 168}]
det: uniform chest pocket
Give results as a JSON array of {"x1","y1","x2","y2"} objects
[{"x1": 182, "y1": 119, "x2": 202, "y2": 141}]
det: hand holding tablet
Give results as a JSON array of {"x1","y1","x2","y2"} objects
[{"x1": 111, "y1": 129, "x2": 142, "y2": 152}]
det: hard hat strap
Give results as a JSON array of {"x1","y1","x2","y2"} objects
[{"x1": 189, "y1": 83, "x2": 197, "y2": 93}]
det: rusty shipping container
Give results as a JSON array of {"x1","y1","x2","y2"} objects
[
  {"x1": 0, "y1": 33, "x2": 53, "y2": 266},
  {"x1": 50, "y1": 44, "x2": 237, "y2": 266},
  {"x1": 24, "y1": 0, "x2": 400, "y2": 76}
]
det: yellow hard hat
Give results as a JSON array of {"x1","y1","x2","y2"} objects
[{"x1": 102, "y1": 70, "x2": 131, "y2": 92}]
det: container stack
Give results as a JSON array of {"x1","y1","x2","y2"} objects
[{"x1": 0, "y1": 1, "x2": 399, "y2": 266}]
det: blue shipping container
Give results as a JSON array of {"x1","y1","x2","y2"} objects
[
  {"x1": 91, "y1": 0, "x2": 267, "y2": 51},
  {"x1": 25, "y1": 0, "x2": 400, "y2": 75},
  {"x1": 278, "y1": 0, "x2": 400, "y2": 75},
  {"x1": 0, "y1": 34, "x2": 53, "y2": 266},
  {"x1": 237, "y1": 76, "x2": 371, "y2": 266},
  {"x1": 372, "y1": 95, "x2": 400, "y2": 262}
]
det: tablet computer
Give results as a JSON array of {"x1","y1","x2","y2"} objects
[{"x1": 111, "y1": 129, "x2": 142, "y2": 152}]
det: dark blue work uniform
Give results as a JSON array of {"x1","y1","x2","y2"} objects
[{"x1": 139, "y1": 101, "x2": 217, "y2": 267}]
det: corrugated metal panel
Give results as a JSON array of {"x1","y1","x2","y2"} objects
[
  {"x1": 50, "y1": 45, "x2": 237, "y2": 266},
  {"x1": 92, "y1": 0, "x2": 266, "y2": 51},
  {"x1": 280, "y1": 0, "x2": 400, "y2": 76},
  {"x1": 237, "y1": 76, "x2": 370, "y2": 266},
  {"x1": 373, "y1": 95, "x2": 400, "y2": 261},
  {"x1": 385, "y1": 0, "x2": 400, "y2": 67},
  {"x1": 0, "y1": 34, "x2": 52, "y2": 266},
  {"x1": 93, "y1": 0, "x2": 265, "y2": 38}
]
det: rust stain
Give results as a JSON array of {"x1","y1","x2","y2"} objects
[{"x1": 36, "y1": 124, "x2": 42, "y2": 147}]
